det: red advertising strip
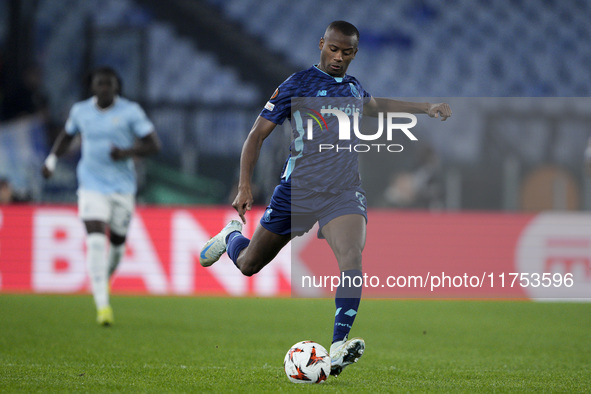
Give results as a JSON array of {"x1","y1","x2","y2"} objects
[
  {"x1": 295, "y1": 211, "x2": 532, "y2": 298},
  {"x1": 0, "y1": 206, "x2": 589, "y2": 299},
  {"x1": 0, "y1": 205, "x2": 290, "y2": 297}
]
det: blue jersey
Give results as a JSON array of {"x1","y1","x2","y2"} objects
[
  {"x1": 260, "y1": 66, "x2": 371, "y2": 192},
  {"x1": 65, "y1": 96, "x2": 154, "y2": 194}
]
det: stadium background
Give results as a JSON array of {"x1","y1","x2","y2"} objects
[{"x1": 0, "y1": 0, "x2": 590, "y2": 299}]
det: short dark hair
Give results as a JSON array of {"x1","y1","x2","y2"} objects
[
  {"x1": 325, "y1": 20, "x2": 360, "y2": 41},
  {"x1": 85, "y1": 66, "x2": 123, "y2": 95}
]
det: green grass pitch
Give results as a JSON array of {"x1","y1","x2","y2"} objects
[{"x1": 1, "y1": 294, "x2": 590, "y2": 392}]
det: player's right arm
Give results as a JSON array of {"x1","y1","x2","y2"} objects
[
  {"x1": 43, "y1": 104, "x2": 80, "y2": 178},
  {"x1": 232, "y1": 116, "x2": 277, "y2": 224},
  {"x1": 364, "y1": 98, "x2": 451, "y2": 120},
  {"x1": 41, "y1": 129, "x2": 75, "y2": 178},
  {"x1": 233, "y1": 73, "x2": 296, "y2": 222}
]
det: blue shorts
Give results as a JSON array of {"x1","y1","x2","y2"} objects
[{"x1": 260, "y1": 181, "x2": 368, "y2": 238}]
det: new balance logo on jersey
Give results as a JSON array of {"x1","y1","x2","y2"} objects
[{"x1": 316, "y1": 90, "x2": 327, "y2": 96}]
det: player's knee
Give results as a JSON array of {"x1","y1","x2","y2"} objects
[
  {"x1": 237, "y1": 255, "x2": 264, "y2": 277},
  {"x1": 338, "y1": 245, "x2": 362, "y2": 260},
  {"x1": 239, "y1": 261, "x2": 261, "y2": 277},
  {"x1": 240, "y1": 267, "x2": 257, "y2": 277},
  {"x1": 335, "y1": 246, "x2": 363, "y2": 270},
  {"x1": 84, "y1": 220, "x2": 106, "y2": 234},
  {"x1": 110, "y1": 232, "x2": 126, "y2": 246}
]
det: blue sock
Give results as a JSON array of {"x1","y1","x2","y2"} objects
[
  {"x1": 226, "y1": 231, "x2": 250, "y2": 265},
  {"x1": 332, "y1": 269, "x2": 363, "y2": 344}
]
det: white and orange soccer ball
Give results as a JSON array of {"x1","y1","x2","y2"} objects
[{"x1": 283, "y1": 340, "x2": 330, "y2": 384}]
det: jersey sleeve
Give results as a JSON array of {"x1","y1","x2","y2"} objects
[
  {"x1": 259, "y1": 73, "x2": 299, "y2": 125},
  {"x1": 129, "y1": 103, "x2": 155, "y2": 137},
  {"x1": 64, "y1": 105, "x2": 80, "y2": 135},
  {"x1": 360, "y1": 82, "x2": 372, "y2": 103}
]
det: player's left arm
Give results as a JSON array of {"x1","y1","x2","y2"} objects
[
  {"x1": 584, "y1": 138, "x2": 591, "y2": 176},
  {"x1": 364, "y1": 97, "x2": 451, "y2": 120},
  {"x1": 110, "y1": 131, "x2": 161, "y2": 161},
  {"x1": 111, "y1": 104, "x2": 161, "y2": 160}
]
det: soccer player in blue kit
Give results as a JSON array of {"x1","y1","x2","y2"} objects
[
  {"x1": 200, "y1": 21, "x2": 451, "y2": 376},
  {"x1": 42, "y1": 66, "x2": 160, "y2": 326}
]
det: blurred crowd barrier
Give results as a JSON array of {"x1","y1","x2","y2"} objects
[
  {"x1": 360, "y1": 97, "x2": 591, "y2": 211},
  {"x1": 1, "y1": 98, "x2": 590, "y2": 211},
  {"x1": 0, "y1": 115, "x2": 48, "y2": 202}
]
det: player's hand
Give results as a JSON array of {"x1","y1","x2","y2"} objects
[
  {"x1": 232, "y1": 187, "x2": 253, "y2": 224},
  {"x1": 42, "y1": 153, "x2": 57, "y2": 179},
  {"x1": 427, "y1": 103, "x2": 451, "y2": 121},
  {"x1": 41, "y1": 164, "x2": 53, "y2": 179},
  {"x1": 110, "y1": 146, "x2": 128, "y2": 161}
]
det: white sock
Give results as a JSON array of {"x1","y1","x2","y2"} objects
[
  {"x1": 108, "y1": 243, "x2": 125, "y2": 278},
  {"x1": 86, "y1": 233, "x2": 109, "y2": 309}
]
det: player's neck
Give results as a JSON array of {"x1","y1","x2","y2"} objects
[
  {"x1": 314, "y1": 65, "x2": 346, "y2": 81},
  {"x1": 93, "y1": 95, "x2": 117, "y2": 111}
]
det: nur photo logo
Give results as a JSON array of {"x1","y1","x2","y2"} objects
[{"x1": 294, "y1": 98, "x2": 419, "y2": 153}]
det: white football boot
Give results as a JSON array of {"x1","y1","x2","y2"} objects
[
  {"x1": 329, "y1": 337, "x2": 365, "y2": 376},
  {"x1": 199, "y1": 220, "x2": 243, "y2": 267}
]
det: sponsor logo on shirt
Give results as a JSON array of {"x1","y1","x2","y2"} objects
[{"x1": 263, "y1": 208, "x2": 273, "y2": 222}]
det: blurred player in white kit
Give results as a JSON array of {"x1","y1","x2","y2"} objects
[{"x1": 42, "y1": 66, "x2": 160, "y2": 326}]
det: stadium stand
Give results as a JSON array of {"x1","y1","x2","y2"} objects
[
  {"x1": 33, "y1": 0, "x2": 261, "y2": 120},
  {"x1": 207, "y1": 0, "x2": 591, "y2": 97},
  {"x1": 4, "y1": 0, "x2": 591, "y2": 209}
]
